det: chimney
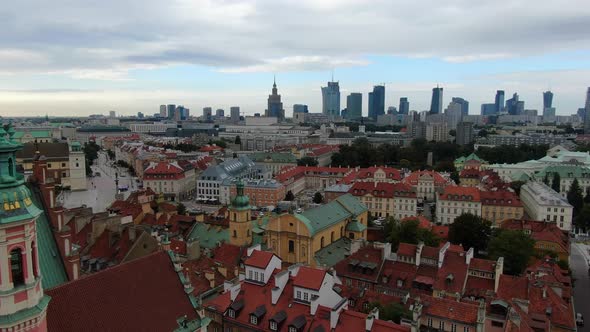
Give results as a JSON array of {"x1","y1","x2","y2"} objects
[
  {"x1": 366, "y1": 307, "x2": 379, "y2": 331},
  {"x1": 476, "y1": 300, "x2": 486, "y2": 332},
  {"x1": 438, "y1": 242, "x2": 450, "y2": 268},
  {"x1": 247, "y1": 244, "x2": 262, "y2": 257},
  {"x1": 205, "y1": 270, "x2": 216, "y2": 288},
  {"x1": 224, "y1": 280, "x2": 241, "y2": 301},
  {"x1": 465, "y1": 247, "x2": 474, "y2": 265},
  {"x1": 272, "y1": 270, "x2": 289, "y2": 305},
  {"x1": 415, "y1": 242, "x2": 424, "y2": 266},
  {"x1": 129, "y1": 227, "x2": 137, "y2": 242},
  {"x1": 494, "y1": 257, "x2": 504, "y2": 292},
  {"x1": 330, "y1": 299, "x2": 348, "y2": 329}
]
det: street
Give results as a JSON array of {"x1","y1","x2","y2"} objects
[
  {"x1": 571, "y1": 242, "x2": 590, "y2": 331},
  {"x1": 58, "y1": 151, "x2": 133, "y2": 213}
]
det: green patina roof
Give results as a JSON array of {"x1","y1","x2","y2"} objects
[
  {"x1": 511, "y1": 171, "x2": 532, "y2": 182},
  {"x1": 30, "y1": 187, "x2": 68, "y2": 289},
  {"x1": 230, "y1": 179, "x2": 250, "y2": 210},
  {"x1": 49, "y1": 122, "x2": 75, "y2": 128},
  {"x1": 0, "y1": 295, "x2": 50, "y2": 325},
  {"x1": 249, "y1": 152, "x2": 297, "y2": 163},
  {"x1": 12, "y1": 131, "x2": 51, "y2": 139},
  {"x1": 187, "y1": 223, "x2": 229, "y2": 249},
  {"x1": 534, "y1": 164, "x2": 590, "y2": 180},
  {"x1": 346, "y1": 220, "x2": 367, "y2": 232},
  {"x1": 295, "y1": 194, "x2": 367, "y2": 236},
  {"x1": 455, "y1": 153, "x2": 486, "y2": 164},
  {"x1": 314, "y1": 237, "x2": 352, "y2": 267},
  {"x1": 0, "y1": 181, "x2": 43, "y2": 224}
]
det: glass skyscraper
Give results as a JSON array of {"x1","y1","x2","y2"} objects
[
  {"x1": 399, "y1": 97, "x2": 409, "y2": 115},
  {"x1": 430, "y1": 86, "x2": 443, "y2": 114},
  {"x1": 543, "y1": 91, "x2": 554, "y2": 110},
  {"x1": 368, "y1": 85, "x2": 385, "y2": 120},
  {"x1": 451, "y1": 97, "x2": 469, "y2": 115},
  {"x1": 495, "y1": 90, "x2": 505, "y2": 114},
  {"x1": 346, "y1": 93, "x2": 362, "y2": 120},
  {"x1": 293, "y1": 104, "x2": 309, "y2": 113},
  {"x1": 321, "y1": 81, "x2": 340, "y2": 117}
]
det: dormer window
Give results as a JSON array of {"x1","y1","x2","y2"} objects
[
  {"x1": 228, "y1": 309, "x2": 235, "y2": 318},
  {"x1": 397, "y1": 279, "x2": 403, "y2": 288},
  {"x1": 250, "y1": 315, "x2": 258, "y2": 325}
]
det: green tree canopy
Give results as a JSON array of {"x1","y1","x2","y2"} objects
[
  {"x1": 510, "y1": 181, "x2": 525, "y2": 196},
  {"x1": 284, "y1": 190, "x2": 295, "y2": 201},
  {"x1": 448, "y1": 213, "x2": 492, "y2": 254},
  {"x1": 297, "y1": 156, "x2": 318, "y2": 166},
  {"x1": 574, "y1": 205, "x2": 590, "y2": 231},
  {"x1": 488, "y1": 229, "x2": 535, "y2": 275},
  {"x1": 551, "y1": 172, "x2": 561, "y2": 192},
  {"x1": 234, "y1": 135, "x2": 241, "y2": 144},
  {"x1": 365, "y1": 302, "x2": 411, "y2": 324},
  {"x1": 567, "y1": 178, "x2": 584, "y2": 216},
  {"x1": 312, "y1": 192, "x2": 323, "y2": 204},
  {"x1": 177, "y1": 202, "x2": 187, "y2": 215},
  {"x1": 387, "y1": 219, "x2": 440, "y2": 251}
]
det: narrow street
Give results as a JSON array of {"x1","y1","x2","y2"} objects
[{"x1": 571, "y1": 242, "x2": 590, "y2": 331}]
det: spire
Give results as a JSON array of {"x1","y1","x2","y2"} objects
[{"x1": 273, "y1": 74, "x2": 276, "y2": 88}]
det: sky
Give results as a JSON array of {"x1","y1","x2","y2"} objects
[{"x1": 1, "y1": 0, "x2": 590, "y2": 118}]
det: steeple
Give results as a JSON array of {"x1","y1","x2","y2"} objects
[
  {"x1": 231, "y1": 178, "x2": 250, "y2": 210},
  {"x1": 272, "y1": 75, "x2": 277, "y2": 95}
]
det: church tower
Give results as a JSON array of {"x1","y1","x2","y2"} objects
[
  {"x1": 228, "y1": 179, "x2": 252, "y2": 247},
  {"x1": 0, "y1": 123, "x2": 49, "y2": 332}
]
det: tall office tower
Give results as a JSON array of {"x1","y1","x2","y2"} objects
[
  {"x1": 495, "y1": 90, "x2": 505, "y2": 114},
  {"x1": 444, "y1": 101, "x2": 463, "y2": 130},
  {"x1": 321, "y1": 81, "x2": 340, "y2": 117},
  {"x1": 203, "y1": 107, "x2": 213, "y2": 121},
  {"x1": 346, "y1": 93, "x2": 362, "y2": 120},
  {"x1": 481, "y1": 103, "x2": 496, "y2": 116},
  {"x1": 109, "y1": 110, "x2": 116, "y2": 118},
  {"x1": 167, "y1": 104, "x2": 176, "y2": 119},
  {"x1": 368, "y1": 85, "x2": 385, "y2": 120},
  {"x1": 505, "y1": 93, "x2": 521, "y2": 115},
  {"x1": 159, "y1": 105, "x2": 167, "y2": 117},
  {"x1": 137, "y1": 112, "x2": 144, "y2": 118},
  {"x1": 399, "y1": 97, "x2": 409, "y2": 115},
  {"x1": 174, "y1": 105, "x2": 188, "y2": 121},
  {"x1": 265, "y1": 77, "x2": 285, "y2": 121},
  {"x1": 584, "y1": 87, "x2": 590, "y2": 134},
  {"x1": 451, "y1": 97, "x2": 469, "y2": 115},
  {"x1": 215, "y1": 109, "x2": 225, "y2": 118},
  {"x1": 456, "y1": 122, "x2": 474, "y2": 145},
  {"x1": 230, "y1": 106, "x2": 240, "y2": 123},
  {"x1": 543, "y1": 90, "x2": 554, "y2": 110},
  {"x1": 429, "y1": 85, "x2": 443, "y2": 114},
  {"x1": 387, "y1": 107, "x2": 398, "y2": 115},
  {"x1": 293, "y1": 104, "x2": 309, "y2": 114}
]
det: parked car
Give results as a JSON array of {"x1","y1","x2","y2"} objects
[{"x1": 577, "y1": 313, "x2": 584, "y2": 326}]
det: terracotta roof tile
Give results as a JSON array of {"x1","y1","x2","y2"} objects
[
  {"x1": 421, "y1": 295, "x2": 479, "y2": 324},
  {"x1": 244, "y1": 250, "x2": 275, "y2": 269},
  {"x1": 293, "y1": 266, "x2": 326, "y2": 290}
]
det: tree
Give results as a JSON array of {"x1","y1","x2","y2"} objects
[
  {"x1": 567, "y1": 178, "x2": 584, "y2": 215},
  {"x1": 313, "y1": 192, "x2": 323, "y2": 204},
  {"x1": 585, "y1": 189, "x2": 590, "y2": 204},
  {"x1": 448, "y1": 213, "x2": 492, "y2": 254},
  {"x1": 450, "y1": 171, "x2": 460, "y2": 184},
  {"x1": 551, "y1": 172, "x2": 561, "y2": 192},
  {"x1": 543, "y1": 173, "x2": 549, "y2": 186},
  {"x1": 510, "y1": 181, "x2": 525, "y2": 196},
  {"x1": 387, "y1": 219, "x2": 439, "y2": 250},
  {"x1": 234, "y1": 135, "x2": 241, "y2": 145},
  {"x1": 297, "y1": 156, "x2": 318, "y2": 167},
  {"x1": 574, "y1": 205, "x2": 590, "y2": 231},
  {"x1": 488, "y1": 229, "x2": 535, "y2": 275},
  {"x1": 177, "y1": 203, "x2": 187, "y2": 215},
  {"x1": 284, "y1": 190, "x2": 295, "y2": 201},
  {"x1": 366, "y1": 302, "x2": 411, "y2": 324}
]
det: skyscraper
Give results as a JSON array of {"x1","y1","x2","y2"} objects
[
  {"x1": 430, "y1": 86, "x2": 443, "y2": 114},
  {"x1": 230, "y1": 106, "x2": 240, "y2": 123},
  {"x1": 456, "y1": 122, "x2": 474, "y2": 145},
  {"x1": 399, "y1": 97, "x2": 409, "y2": 115},
  {"x1": 265, "y1": 78, "x2": 285, "y2": 121},
  {"x1": 346, "y1": 93, "x2": 362, "y2": 120},
  {"x1": 505, "y1": 93, "x2": 522, "y2": 115},
  {"x1": 159, "y1": 105, "x2": 167, "y2": 117},
  {"x1": 451, "y1": 97, "x2": 469, "y2": 115},
  {"x1": 293, "y1": 104, "x2": 309, "y2": 113},
  {"x1": 175, "y1": 105, "x2": 189, "y2": 121},
  {"x1": 321, "y1": 81, "x2": 340, "y2": 117},
  {"x1": 494, "y1": 90, "x2": 505, "y2": 114},
  {"x1": 543, "y1": 90, "x2": 554, "y2": 110},
  {"x1": 584, "y1": 87, "x2": 590, "y2": 134},
  {"x1": 481, "y1": 103, "x2": 496, "y2": 116},
  {"x1": 203, "y1": 107, "x2": 212, "y2": 121},
  {"x1": 215, "y1": 109, "x2": 224, "y2": 118},
  {"x1": 167, "y1": 104, "x2": 176, "y2": 119},
  {"x1": 368, "y1": 85, "x2": 385, "y2": 120}
]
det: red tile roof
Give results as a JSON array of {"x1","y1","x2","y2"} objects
[
  {"x1": 401, "y1": 216, "x2": 432, "y2": 230},
  {"x1": 182, "y1": 255, "x2": 236, "y2": 297},
  {"x1": 434, "y1": 251, "x2": 468, "y2": 294},
  {"x1": 334, "y1": 246, "x2": 384, "y2": 283},
  {"x1": 431, "y1": 225, "x2": 449, "y2": 240},
  {"x1": 275, "y1": 166, "x2": 352, "y2": 183},
  {"x1": 421, "y1": 295, "x2": 479, "y2": 324},
  {"x1": 293, "y1": 266, "x2": 327, "y2": 290},
  {"x1": 403, "y1": 170, "x2": 449, "y2": 186},
  {"x1": 397, "y1": 243, "x2": 417, "y2": 257},
  {"x1": 480, "y1": 190, "x2": 522, "y2": 207},
  {"x1": 439, "y1": 185, "x2": 481, "y2": 202},
  {"x1": 380, "y1": 261, "x2": 418, "y2": 291},
  {"x1": 349, "y1": 181, "x2": 416, "y2": 198},
  {"x1": 464, "y1": 276, "x2": 495, "y2": 297},
  {"x1": 497, "y1": 275, "x2": 529, "y2": 301},
  {"x1": 421, "y1": 245, "x2": 439, "y2": 259},
  {"x1": 469, "y1": 258, "x2": 496, "y2": 272},
  {"x1": 500, "y1": 219, "x2": 569, "y2": 253},
  {"x1": 244, "y1": 250, "x2": 275, "y2": 269},
  {"x1": 199, "y1": 144, "x2": 224, "y2": 152},
  {"x1": 46, "y1": 251, "x2": 198, "y2": 332},
  {"x1": 213, "y1": 243, "x2": 244, "y2": 267},
  {"x1": 372, "y1": 319, "x2": 411, "y2": 332}
]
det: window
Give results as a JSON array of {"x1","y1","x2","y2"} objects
[
  {"x1": 76, "y1": 163, "x2": 79, "y2": 167},
  {"x1": 463, "y1": 327, "x2": 470, "y2": 332},
  {"x1": 439, "y1": 321, "x2": 445, "y2": 330},
  {"x1": 451, "y1": 323, "x2": 457, "y2": 332},
  {"x1": 363, "y1": 302, "x2": 370, "y2": 311},
  {"x1": 427, "y1": 318, "x2": 432, "y2": 327},
  {"x1": 250, "y1": 315, "x2": 258, "y2": 325},
  {"x1": 8, "y1": 158, "x2": 14, "y2": 177},
  {"x1": 289, "y1": 240, "x2": 295, "y2": 253},
  {"x1": 233, "y1": 230, "x2": 237, "y2": 238},
  {"x1": 248, "y1": 270, "x2": 253, "y2": 280},
  {"x1": 303, "y1": 292, "x2": 309, "y2": 301},
  {"x1": 254, "y1": 271, "x2": 259, "y2": 280},
  {"x1": 61, "y1": 163, "x2": 66, "y2": 167},
  {"x1": 32, "y1": 242, "x2": 38, "y2": 277},
  {"x1": 228, "y1": 309, "x2": 235, "y2": 318},
  {"x1": 270, "y1": 321, "x2": 278, "y2": 330},
  {"x1": 320, "y1": 237, "x2": 325, "y2": 248},
  {"x1": 296, "y1": 291, "x2": 301, "y2": 299},
  {"x1": 10, "y1": 248, "x2": 24, "y2": 286},
  {"x1": 349, "y1": 233, "x2": 355, "y2": 239},
  {"x1": 289, "y1": 327, "x2": 297, "y2": 332}
]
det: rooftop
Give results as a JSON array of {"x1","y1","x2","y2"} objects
[{"x1": 521, "y1": 182, "x2": 572, "y2": 207}]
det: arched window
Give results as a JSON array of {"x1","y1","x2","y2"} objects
[
  {"x1": 8, "y1": 158, "x2": 14, "y2": 177},
  {"x1": 331, "y1": 231, "x2": 334, "y2": 243},
  {"x1": 320, "y1": 237, "x2": 325, "y2": 248},
  {"x1": 233, "y1": 213, "x2": 237, "y2": 221},
  {"x1": 233, "y1": 230, "x2": 237, "y2": 238},
  {"x1": 10, "y1": 248, "x2": 24, "y2": 286}
]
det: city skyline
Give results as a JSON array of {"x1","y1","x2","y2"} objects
[{"x1": 0, "y1": 0, "x2": 590, "y2": 117}]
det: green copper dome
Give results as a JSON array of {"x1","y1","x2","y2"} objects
[
  {"x1": 0, "y1": 122, "x2": 43, "y2": 223},
  {"x1": 231, "y1": 179, "x2": 250, "y2": 210}
]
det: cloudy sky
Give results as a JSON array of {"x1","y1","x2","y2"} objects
[{"x1": 1, "y1": 0, "x2": 589, "y2": 117}]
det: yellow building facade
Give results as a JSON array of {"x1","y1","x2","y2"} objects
[{"x1": 265, "y1": 194, "x2": 368, "y2": 266}]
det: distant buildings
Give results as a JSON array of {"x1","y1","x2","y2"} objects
[
  {"x1": 166, "y1": 104, "x2": 176, "y2": 119},
  {"x1": 426, "y1": 122, "x2": 449, "y2": 142},
  {"x1": 436, "y1": 186, "x2": 481, "y2": 224},
  {"x1": 455, "y1": 122, "x2": 474, "y2": 145},
  {"x1": 265, "y1": 78, "x2": 285, "y2": 121},
  {"x1": 543, "y1": 90, "x2": 553, "y2": 109},
  {"x1": 346, "y1": 93, "x2": 362, "y2": 120},
  {"x1": 215, "y1": 108, "x2": 224, "y2": 118},
  {"x1": 429, "y1": 85, "x2": 443, "y2": 114},
  {"x1": 584, "y1": 87, "x2": 590, "y2": 134},
  {"x1": 203, "y1": 107, "x2": 212, "y2": 121},
  {"x1": 321, "y1": 81, "x2": 340, "y2": 118},
  {"x1": 368, "y1": 85, "x2": 385, "y2": 120},
  {"x1": 143, "y1": 161, "x2": 196, "y2": 201},
  {"x1": 159, "y1": 104, "x2": 167, "y2": 117},
  {"x1": 480, "y1": 103, "x2": 496, "y2": 116},
  {"x1": 399, "y1": 97, "x2": 409, "y2": 115},
  {"x1": 230, "y1": 106, "x2": 240, "y2": 123},
  {"x1": 451, "y1": 97, "x2": 469, "y2": 115},
  {"x1": 293, "y1": 104, "x2": 309, "y2": 114},
  {"x1": 494, "y1": 90, "x2": 505, "y2": 114},
  {"x1": 505, "y1": 93, "x2": 524, "y2": 115}
]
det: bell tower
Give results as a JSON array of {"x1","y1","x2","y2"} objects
[
  {"x1": 0, "y1": 122, "x2": 49, "y2": 332},
  {"x1": 228, "y1": 179, "x2": 252, "y2": 247}
]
